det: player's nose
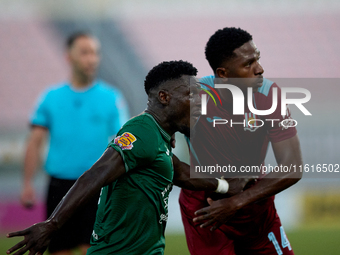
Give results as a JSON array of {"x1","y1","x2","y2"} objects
[{"x1": 254, "y1": 61, "x2": 264, "y2": 76}]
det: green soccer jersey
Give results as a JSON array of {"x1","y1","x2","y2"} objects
[{"x1": 87, "y1": 113, "x2": 174, "y2": 255}]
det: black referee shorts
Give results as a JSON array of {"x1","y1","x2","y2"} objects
[{"x1": 46, "y1": 177, "x2": 100, "y2": 253}]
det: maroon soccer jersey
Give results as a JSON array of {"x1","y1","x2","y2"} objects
[
  {"x1": 191, "y1": 78, "x2": 297, "y2": 173},
  {"x1": 182, "y1": 77, "x2": 297, "y2": 236}
]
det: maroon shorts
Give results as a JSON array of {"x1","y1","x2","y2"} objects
[{"x1": 179, "y1": 189, "x2": 294, "y2": 255}]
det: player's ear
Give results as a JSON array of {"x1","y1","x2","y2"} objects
[
  {"x1": 216, "y1": 67, "x2": 228, "y2": 79},
  {"x1": 158, "y1": 90, "x2": 170, "y2": 105}
]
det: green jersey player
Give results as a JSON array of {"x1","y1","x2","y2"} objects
[
  {"x1": 7, "y1": 60, "x2": 247, "y2": 255},
  {"x1": 88, "y1": 113, "x2": 175, "y2": 254}
]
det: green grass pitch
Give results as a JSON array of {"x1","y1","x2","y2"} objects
[{"x1": 1, "y1": 228, "x2": 340, "y2": 254}]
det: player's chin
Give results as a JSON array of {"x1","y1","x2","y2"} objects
[
  {"x1": 83, "y1": 69, "x2": 97, "y2": 79},
  {"x1": 252, "y1": 86, "x2": 261, "y2": 93},
  {"x1": 252, "y1": 82, "x2": 263, "y2": 93},
  {"x1": 190, "y1": 116, "x2": 199, "y2": 125}
]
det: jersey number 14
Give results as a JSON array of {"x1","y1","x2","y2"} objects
[{"x1": 268, "y1": 226, "x2": 292, "y2": 255}]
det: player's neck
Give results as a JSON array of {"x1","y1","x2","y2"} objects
[
  {"x1": 70, "y1": 75, "x2": 94, "y2": 89},
  {"x1": 145, "y1": 109, "x2": 174, "y2": 136}
]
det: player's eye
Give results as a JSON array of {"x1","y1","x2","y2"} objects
[{"x1": 245, "y1": 62, "x2": 252, "y2": 67}]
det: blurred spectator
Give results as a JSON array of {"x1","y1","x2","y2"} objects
[{"x1": 20, "y1": 31, "x2": 129, "y2": 255}]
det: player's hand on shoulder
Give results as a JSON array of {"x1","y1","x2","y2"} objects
[{"x1": 6, "y1": 221, "x2": 57, "y2": 255}]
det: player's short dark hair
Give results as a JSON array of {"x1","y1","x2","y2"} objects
[
  {"x1": 205, "y1": 27, "x2": 253, "y2": 72},
  {"x1": 66, "y1": 31, "x2": 93, "y2": 49},
  {"x1": 144, "y1": 60, "x2": 198, "y2": 95}
]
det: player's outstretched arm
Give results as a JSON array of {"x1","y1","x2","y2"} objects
[
  {"x1": 194, "y1": 135, "x2": 303, "y2": 230},
  {"x1": 172, "y1": 154, "x2": 218, "y2": 191},
  {"x1": 172, "y1": 154, "x2": 253, "y2": 195},
  {"x1": 7, "y1": 147, "x2": 126, "y2": 255}
]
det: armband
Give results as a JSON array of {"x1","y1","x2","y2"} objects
[{"x1": 215, "y1": 178, "x2": 229, "y2": 194}]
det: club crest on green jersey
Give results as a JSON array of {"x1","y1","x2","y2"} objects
[{"x1": 114, "y1": 132, "x2": 137, "y2": 150}]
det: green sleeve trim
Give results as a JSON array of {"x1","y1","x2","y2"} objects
[{"x1": 108, "y1": 144, "x2": 130, "y2": 173}]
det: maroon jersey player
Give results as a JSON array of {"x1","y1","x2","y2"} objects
[{"x1": 180, "y1": 27, "x2": 302, "y2": 255}]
